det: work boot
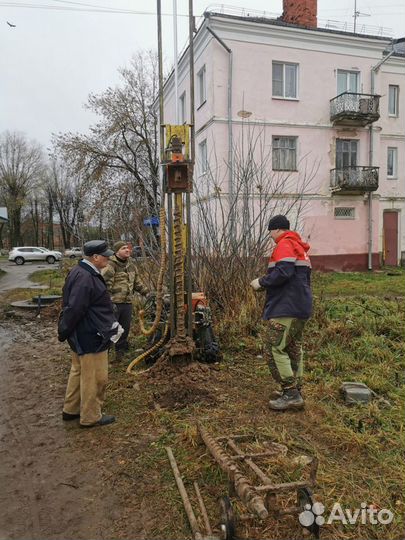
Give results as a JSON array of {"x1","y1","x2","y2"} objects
[
  {"x1": 270, "y1": 385, "x2": 304, "y2": 399},
  {"x1": 269, "y1": 389, "x2": 283, "y2": 399},
  {"x1": 62, "y1": 411, "x2": 80, "y2": 421},
  {"x1": 269, "y1": 388, "x2": 304, "y2": 411},
  {"x1": 80, "y1": 415, "x2": 116, "y2": 428}
]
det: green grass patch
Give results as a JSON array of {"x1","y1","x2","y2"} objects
[{"x1": 313, "y1": 268, "x2": 405, "y2": 297}]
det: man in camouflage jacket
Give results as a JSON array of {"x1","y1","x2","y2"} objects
[{"x1": 102, "y1": 241, "x2": 149, "y2": 357}]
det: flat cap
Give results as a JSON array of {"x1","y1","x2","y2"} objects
[{"x1": 83, "y1": 240, "x2": 114, "y2": 257}]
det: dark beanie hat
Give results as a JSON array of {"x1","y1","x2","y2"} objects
[
  {"x1": 113, "y1": 240, "x2": 128, "y2": 253},
  {"x1": 268, "y1": 215, "x2": 290, "y2": 231}
]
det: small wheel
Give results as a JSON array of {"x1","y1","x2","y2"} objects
[
  {"x1": 219, "y1": 495, "x2": 236, "y2": 540},
  {"x1": 46, "y1": 255, "x2": 56, "y2": 264},
  {"x1": 297, "y1": 487, "x2": 321, "y2": 539},
  {"x1": 69, "y1": 254, "x2": 76, "y2": 259},
  {"x1": 15, "y1": 256, "x2": 24, "y2": 265}
]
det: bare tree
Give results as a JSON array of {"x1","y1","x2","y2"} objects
[
  {"x1": 53, "y1": 50, "x2": 160, "y2": 216},
  {"x1": 46, "y1": 160, "x2": 88, "y2": 249},
  {"x1": 0, "y1": 131, "x2": 45, "y2": 246},
  {"x1": 192, "y1": 125, "x2": 319, "y2": 321}
]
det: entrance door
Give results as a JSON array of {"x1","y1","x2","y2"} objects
[{"x1": 383, "y1": 212, "x2": 399, "y2": 266}]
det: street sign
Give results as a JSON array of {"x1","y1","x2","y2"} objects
[{"x1": 143, "y1": 216, "x2": 160, "y2": 227}]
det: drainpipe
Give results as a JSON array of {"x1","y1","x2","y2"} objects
[
  {"x1": 206, "y1": 25, "x2": 234, "y2": 238},
  {"x1": 368, "y1": 43, "x2": 396, "y2": 270}
]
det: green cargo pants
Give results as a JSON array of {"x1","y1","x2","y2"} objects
[{"x1": 265, "y1": 317, "x2": 307, "y2": 389}]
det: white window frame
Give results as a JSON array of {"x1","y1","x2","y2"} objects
[
  {"x1": 198, "y1": 139, "x2": 208, "y2": 175},
  {"x1": 272, "y1": 62, "x2": 299, "y2": 99},
  {"x1": 197, "y1": 65, "x2": 206, "y2": 108},
  {"x1": 388, "y1": 85, "x2": 399, "y2": 117},
  {"x1": 387, "y1": 147, "x2": 398, "y2": 178},
  {"x1": 179, "y1": 91, "x2": 186, "y2": 124},
  {"x1": 334, "y1": 207, "x2": 356, "y2": 220},
  {"x1": 272, "y1": 136, "x2": 297, "y2": 171},
  {"x1": 337, "y1": 70, "x2": 360, "y2": 95}
]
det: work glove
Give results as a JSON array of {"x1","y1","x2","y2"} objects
[
  {"x1": 110, "y1": 322, "x2": 124, "y2": 344},
  {"x1": 250, "y1": 278, "x2": 264, "y2": 292}
]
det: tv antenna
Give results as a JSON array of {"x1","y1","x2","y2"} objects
[{"x1": 353, "y1": 0, "x2": 371, "y2": 33}]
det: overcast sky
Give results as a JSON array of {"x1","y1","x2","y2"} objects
[{"x1": 1, "y1": 0, "x2": 404, "y2": 151}]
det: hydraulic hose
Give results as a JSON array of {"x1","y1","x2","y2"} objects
[{"x1": 126, "y1": 322, "x2": 169, "y2": 374}]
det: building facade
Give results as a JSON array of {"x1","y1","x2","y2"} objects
[{"x1": 163, "y1": 1, "x2": 405, "y2": 270}]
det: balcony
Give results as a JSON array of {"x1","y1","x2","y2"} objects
[
  {"x1": 330, "y1": 166, "x2": 379, "y2": 194},
  {"x1": 330, "y1": 93, "x2": 380, "y2": 127}
]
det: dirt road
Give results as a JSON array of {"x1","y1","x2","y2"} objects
[{"x1": 0, "y1": 309, "x2": 148, "y2": 540}]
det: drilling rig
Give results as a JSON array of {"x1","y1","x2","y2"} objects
[{"x1": 127, "y1": 0, "x2": 220, "y2": 374}]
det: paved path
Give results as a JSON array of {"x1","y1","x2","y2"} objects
[{"x1": 0, "y1": 261, "x2": 52, "y2": 291}]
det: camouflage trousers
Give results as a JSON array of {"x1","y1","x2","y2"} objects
[{"x1": 264, "y1": 317, "x2": 307, "y2": 389}]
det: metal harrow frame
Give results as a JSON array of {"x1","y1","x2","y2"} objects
[{"x1": 198, "y1": 423, "x2": 320, "y2": 539}]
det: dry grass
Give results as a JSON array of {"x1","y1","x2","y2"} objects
[
  {"x1": 100, "y1": 271, "x2": 405, "y2": 540},
  {"x1": 22, "y1": 266, "x2": 405, "y2": 539}
]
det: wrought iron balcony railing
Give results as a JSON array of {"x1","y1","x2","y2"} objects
[
  {"x1": 330, "y1": 92, "x2": 380, "y2": 126},
  {"x1": 330, "y1": 166, "x2": 379, "y2": 193}
]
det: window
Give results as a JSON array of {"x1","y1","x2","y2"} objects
[
  {"x1": 198, "y1": 139, "x2": 208, "y2": 174},
  {"x1": 337, "y1": 70, "x2": 359, "y2": 95},
  {"x1": 272, "y1": 137, "x2": 297, "y2": 171},
  {"x1": 334, "y1": 207, "x2": 355, "y2": 219},
  {"x1": 388, "y1": 85, "x2": 399, "y2": 116},
  {"x1": 197, "y1": 65, "x2": 206, "y2": 107},
  {"x1": 387, "y1": 147, "x2": 398, "y2": 177},
  {"x1": 179, "y1": 91, "x2": 186, "y2": 124},
  {"x1": 272, "y1": 62, "x2": 298, "y2": 98},
  {"x1": 336, "y1": 139, "x2": 358, "y2": 168}
]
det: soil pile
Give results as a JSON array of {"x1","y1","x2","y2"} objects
[{"x1": 142, "y1": 352, "x2": 219, "y2": 409}]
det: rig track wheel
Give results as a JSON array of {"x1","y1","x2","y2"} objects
[{"x1": 219, "y1": 495, "x2": 236, "y2": 540}]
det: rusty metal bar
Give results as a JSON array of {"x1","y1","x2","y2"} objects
[
  {"x1": 230, "y1": 449, "x2": 287, "y2": 460},
  {"x1": 198, "y1": 424, "x2": 268, "y2": 520},
  {"x1": 216, "y1": 434, "x2": 255, "y2": 442},
  {"x1": 256, "y1": 480, "x2": 312, "y2": 493},
  {"x1": 278, "y1": 506, "x2": 302, "y2": 516},
  {"x1": 193, "y1": 481, "x2": 212, "y2": 536},
  {"x1": 227, "y1": 439, "x2": 272, "y2": 485},
  {"x1": 310, "y1": 457, "x2": 319, "y2": 484},
  {"x1": 166, "y1": 447, "x2": 203, "y2": 540}
]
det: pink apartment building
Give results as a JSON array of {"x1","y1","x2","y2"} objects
[{"x1": 163, "y1": 0, "x2": 405, "y2": 270}]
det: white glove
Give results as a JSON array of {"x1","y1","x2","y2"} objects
[
  {"x1": 250, "y1": 278, "x2": 264, "y2": 291},
  {"x1": 110, "y1": 322, "x2": 124, "y2": 343}
]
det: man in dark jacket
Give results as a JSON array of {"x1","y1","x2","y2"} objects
[
  {"x1": 58, "y1": 240, "x2": 122, "y2": 427},
  {"x1": 251, "y1": 215, "x2": 312, "y2": 411}
]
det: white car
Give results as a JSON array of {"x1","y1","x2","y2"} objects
[
  {"x1": 8, "y1": 246, "x2": 62, "y2": 265},
  {"x1": 64, "y1": 247, "x2": 83, "y2": 258}
]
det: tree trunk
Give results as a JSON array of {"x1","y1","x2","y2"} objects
[
  {"x1": 0, "y1": 222, "x2": 5, "y2": 249},
  {"x1": 47, "y1": 195, "x2": 54, "y2": 249},
  {"x1": 31, "y1": 198, "x2": 39, "y2": 245},
  {"x1": 9, "y1": 207, "x2": 23, "y2": 246}
]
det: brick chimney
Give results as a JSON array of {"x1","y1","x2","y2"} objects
[{"x1": 281, "y1": 0, "x2": 317, "y2": 28}]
